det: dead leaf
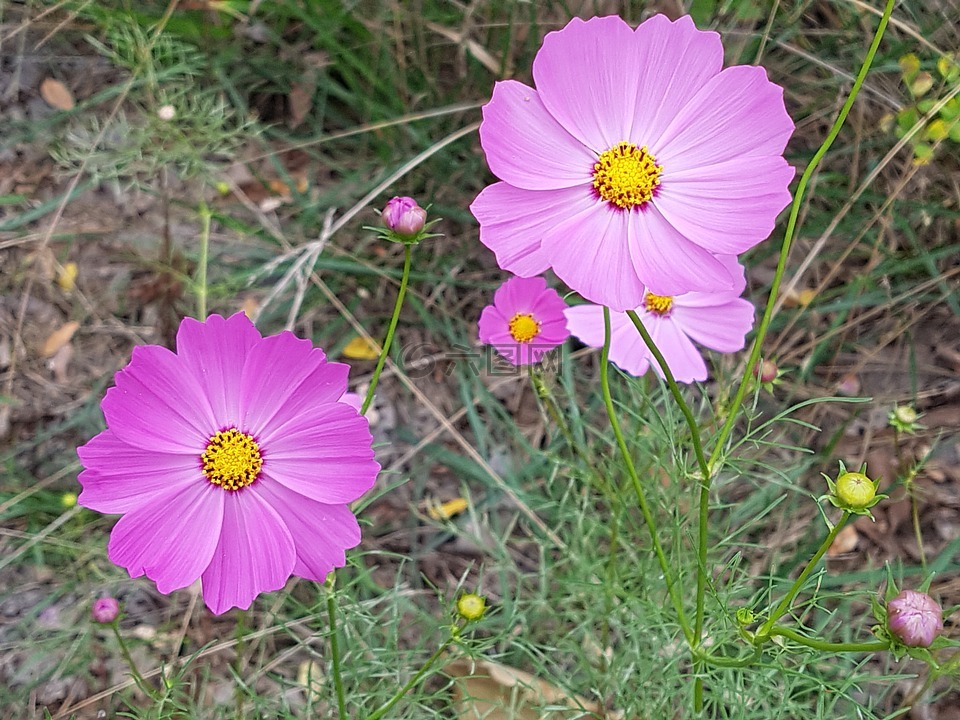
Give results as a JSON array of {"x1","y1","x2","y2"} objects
[
  {"x1": 57, "y1": 262, "x2": 78, "y2": 291},
  {"x1": 296, "y1": 660, "x2": 324, "y2": 704},
  {"x1": 827, "y1": 524, "x2": 860, "y2": 557},
  {"x1": 48, "y1": 343, "x2": 74, "y2": 383},
  {"x1": 342, "y1": 336, "x2": 380, "y2": 361},
  {"x1": 288, "y1": 81, "x2": 313, "y2": 128},
  {"x1": 41, "y1": 321, "x2": 79, "y2": 358},
  {"x1": 40, "y1": 78, "x2": 75, "y2": 110},
  {"x1": 427, "y1": 497, "x2": 469, "y2": 521},
  {"x1": 445, "y1": 656, "x2": 622, "y2": 720}
]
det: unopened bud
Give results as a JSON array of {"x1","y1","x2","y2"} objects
[
  {"x1": 835, "y1": 471, "x2": 876, "y2": 510},
  {"x1": 381, "y1": 196, "x2": 427, "y2": 239},
  {"x1": 887, "y1": 590, "x2": 943, "y2": 648},
  {"x1": 456, "y1": 592, "x2": 487, "y2": 622},
  {"x1": 756, "y1": 359, "x2": 778, "y2": 384},
  {"x1": 91, "y1": 597, "x2": 120, "y2": 624}
]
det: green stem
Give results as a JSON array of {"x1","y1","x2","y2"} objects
[
  {"x1": 757, "y1": 512, "x2": 850, "y2": 639},
  {"x1": 624, "y1": 310, "x2": 711, "y2": 639},
  {"x1": 326, "y1": 578, "x2": 348, "y2": 719},
  {"x1": 694, "y1": 646, "x2": 762, "y2": 669},
  {"x1": 766, "y1": 625, "x2": 889, "y2": 653},
  {"x1": 707, "y1": 0, "x2": 896, "y2": 472},
  {"x1": 110, "y1": 621, "x2": 159, "y2": 701},
  {"x1": 366, "y1": 641, "x2": 449, "y2": 720},
  {"x1": 234, "y1": 609, "x2": 247, "y2": 719},
  {"x1": 599, "y1": 307, "x2": 694, "y2": 646},
  {"x1": 361, "y1": 245, "x2": 413, "y2": 415},
  {"x1": 529, "y1": 367, "x2": 581, "y2": 457},
  {"x1": 196, "y1": 201, "x2": 211, "y2": 319}
]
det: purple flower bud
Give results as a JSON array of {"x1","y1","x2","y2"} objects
[
  {"x1": 755, "y1": 359, "x2": 778, "y2": 384},
  {"x1": 91, "y1": 597, "x2": 120, "y2": 624},
  {"x1": 381, "y1": 196, "x2": 427, "y2": 238},
  {"x1": 887, "y1": 589, "x2": 943, "y2": 647}
]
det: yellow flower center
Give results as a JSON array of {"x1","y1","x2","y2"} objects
[
  {"x1": 508, "y1": 313, "x2": 540, "y2": 343},
  {"x1": 592, "y1": 142, "x2": 662, "y2": 209},
  {"x1": 643, "y1": 292, "x2": 674, "y2": 316},
  {"x1": 201, "y1": 428, "x2": 263, "y2": 491}
]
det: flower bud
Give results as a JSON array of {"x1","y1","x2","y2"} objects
[
  {"x1": 91, "y1": 597, "x2": 120, "y2": 624},
  {"x1": 381, "y1": 196, "x2": 427, "y2": 239},
  {"x1": 887, "y1": 590, "x2": 943, "y2": 648},
  {"x1": 755, "y1": 359, "x2": 778, "y2": 384},
  {"x1": 835, "y1": 471, "x2": 876, "y2": 510},
  {"x1": 889, "y1": 405, "x2": 922, "y2": 433},
  {"x1": 456, "y1": 592, "x2": 486, "y2": 622}
]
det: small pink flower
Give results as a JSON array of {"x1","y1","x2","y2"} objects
[
  {"x1": 92, "y1": 597, "x2": 120, "y2": 624},
  {"x1": 888, "y1": 590, "x2": 943, "y2": 648},
  {"x1": 381, "y1": 196, "x2": 427, "y2": 238},
  {"x1": 77, "y1": 313, "x2": 380, "y2": 615},
  {"x1": 564, "y1": 256, "x2": 754, "y2": 383},
  {"x1": 478, "y1": 276, "x2": 570, "y2": 366},
  {"x1": 470, "y1": 14, "x2": 794, "y2": 311}
]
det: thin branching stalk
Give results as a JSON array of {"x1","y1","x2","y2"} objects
[
  {"x1": 767, "y1": 626, "x2": 889, "y2": 653},
  {"x1": 361, "y1": 244, "x2": 413, "y2": 415},
  {"x1": 600, "y1": 307, "x2": 694, "y2": 646},
  {"x1": 365, "y1": 642, "x2": 449, "y2": 720},
  {"x1": 196, "y1": 201, "x2": 211, "y2": 319}
]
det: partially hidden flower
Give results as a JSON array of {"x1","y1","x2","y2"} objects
[
  {"x1": 470, "y1": 14, "x2": 794, "y2": 311},
  {"x1": 77, "y1": 313, "x2": 380, "y2": 615},
  {"x1": 381, "y1": 196, "x2": 428, "y2": 239},
  {"x1": 564, "y1": 256, "x2": 754, "y2": 382},
  {"x1": 91, "y1": 597, "x2": 120, "y2": 624},
  {"x1": 478, "y1": 276, "x2": 570, "y2": 366},
  {"x1": 887, "y1": 589, "x2": 943, "y2": 648}
]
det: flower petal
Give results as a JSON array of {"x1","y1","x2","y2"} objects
[
  {"x1": 260, "y1": 404, "x2": 379, "y2": 504},
  {"x1": 533, "y1": 15, "x2": 723, "y2": 152},
  {"x1": 672, "y1": 297, "x2": 755, "y2": 352},
  {"x1": 477, "y1": 306, "x2": 508, "y2": 344},
  {"x1": 656, "y1": 155, "x2": 794, "y2": 255},
  {"x1": 200, "y1": 488, "x2": 296, "y2": 614},
  {"x1": 108, "y1": 481, "x2": 224, "y2": 594},
  {"x1": 494, "y1": 275, "x2": 547, "y2": 315},
  {"x1": 470, "y1": 183, "x2": 586, "y2": 277},
  {"x1": 565, "y1": 305, "x2": 651, "y2": 376},
  {"x1": 177, "y1": 313, "x2": 262, "y2": 427},
  {"x1": 654, "y1": 65, "x2": 794, "y2": 171},
  {"x1": 102, "y1": 345, "x2": 215, "y2": 454},
  {"x1": 480, "y1": 80, "x2": 596, "y2": 190},
  {"x1": 257, "y1": 362, "x2": 351, "y2": 442},
  {"x1": 646, "y1": 316, "x2": 708, "y2": 383},
  {"x1": 237, "y1": 331, "x2": 329, "y2": 437},
  {"x1": 543, "y1": 203, "x2": 647, "y2": 312},
  {"x1": 255, "y1": 481, "x2": 360, "y2": 582},
  {"x1": 627, "y1": 205, "x2": 736, "y2": 296},
  {"x1": 77, "y1": 430, "x2": 199, "y2": 514}
]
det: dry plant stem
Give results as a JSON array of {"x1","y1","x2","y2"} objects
[
  {"x1": 756, "y1": 511, "x2": 851, "y2": 640},
  {"x1": 600, "y1": 307, "x2": 694, "y2": 646},
  {"x1": 361, "y1": 245, "x2": 413, "y2": 415},
  {"x1": 325, "y1": 577, "x2": 348, "y2": 719},
  {"x1": 708, "y1": 0, "x2": 896, "y2": 474},
  {"x1": 196, "y1": 201, "x2": 211, "y2": 319}
]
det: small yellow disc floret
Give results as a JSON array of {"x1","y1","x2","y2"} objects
[
  {"x1": 508, "y1": 313, "x2": 541, "y2": 343},
  {"x1": 202, "y1": 428, "x2": 263, "y2": 491},
  {"x1": 643, "y1": 292, "x2": 674, "y2": 316},
  {"x1": 593, "y1": 142, "x2": 662, "y2": 209}
]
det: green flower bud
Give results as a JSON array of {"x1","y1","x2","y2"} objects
[
  {"x1": 456, "y1": 593, "x2": 486, "y2": 622},
  {"x1": 835, "y1": 471, "x2": 876, "y2": 510}
]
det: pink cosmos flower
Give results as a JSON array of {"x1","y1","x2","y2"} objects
[
  {"x1": 470, "y1": 14, "x2": 794, "y2": 311},
  {"x1": 564, "y1": 257, "x2": 754, "y2": 382},
  {"x1": 77, "y1": 313, "x2": 380, "y2": 615},
  {"x1": 381, "y1": 196, "x2": 428, "y2": 238},
  {"x1": 887, "y1": 590, "x2": 944, "y2": 648},
  {"x1": 478, "y1": 276, "x2": 570, "y2": 366}
]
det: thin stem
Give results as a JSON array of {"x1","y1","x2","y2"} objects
[
  {"x1": 757, "y1": 512, "x2": 850, "y2": 639},
  {"x1": 361, "y1": 244, "x2": 413, "y2": 415},
  {"x1": 326, "y1": 579, "x2": 348, "y2": 719},
  {"x1": 366, "y1": 642, "x2": 449, "y2": 720},
  {"x1": 234, "y1": 609, "x2": 247, "y2": 719},
  {"x1": 766, "y1": 625, "x2": 889, "y2": 653},
  {"x1": 529, "y1": 366, "x2": 581, "y2": 457},
  {"x1": 110, "y1": 621, "x2": 159, "y2": 701},
  {"x1": 599, "y1": 307, "x2": 694, "y2": 646},
  {"x1": 624, "y1": 310, "x2": 711, "y2": 639},
  {"x1": 196, "y1": 201, "x2": 211, "y2": 319},
  {"x1": 708, "y1": 0, "x2": 896, "y2": 472}
]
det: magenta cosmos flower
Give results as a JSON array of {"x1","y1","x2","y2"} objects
[
  {"x1": 77, "y1": 313, "x2": 379, "y2": 615},
  {"x1": 564, "y1": 256, "x2": 753, "y2": 382},
  {"x1": 887, "y1": 590, "x2": 944, "y2": 648},
  {"x1": 478, "y1": 275, "x2": 570, "y2": 366},
  {"x1": 470, "y1": 14, "x2": 794, "y2": 311}
]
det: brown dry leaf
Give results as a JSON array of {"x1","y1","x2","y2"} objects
[
  {"x1": 288, "y1": 81, "x2": 313, "y2": 128},
  {"x1": 40, "y1": 78, "x2": 75, "y2": 110},
  {"x1": 827, "y1": 524, "x2": 860, "y2": 557},
  {"x1": 41, "y1": 321, "x2": 79, "y2": 358},
  {"x1": 446, "y1": 657, "x2": 622, "y2": 720},
  {"x1": 57, "y1": 261, "x2": 78, "y2": 291},
  {"x1": 426, "y1": 497, "x2": 468, "y2": 521},
  {"x1": 296, "y1": 660, "x2": 325, "y2": 704},
  {"x1": 48, "y1": 343, "x2": 74, "y2": 383}
]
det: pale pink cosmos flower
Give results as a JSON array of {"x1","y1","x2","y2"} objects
[
  {"x1": 381, "y1": 196, "x2": 427, "y2": 238},
  {"x1": 470, "y1": 14, "x2": 794, "y2": 311},
  {"x1": 77, "y1": 313, "x2": 380, "y2": 615},
  {"x1": 478, "y1": 276, "x2": 570, "y2": 366},
  {"x1": 564, "y1": 257, "x2": 754, "y2": 383}
]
